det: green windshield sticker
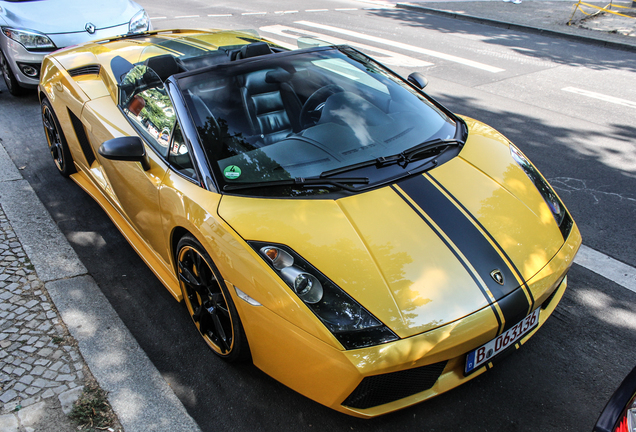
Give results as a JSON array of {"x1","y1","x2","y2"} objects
[{"x1": 223, "y1": 165, "x2": 242, "y2": 179}]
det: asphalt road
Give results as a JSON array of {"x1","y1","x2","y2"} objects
[{"x1": 1, "y1": 1, "x2": 635, "y2": 430}]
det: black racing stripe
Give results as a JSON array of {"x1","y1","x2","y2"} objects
[
  {"x1": 391, "y1": 185, "x2": 503, "y2": 332},
  {"x1": 396, "y1": 175, "x2": 530, "y2": 329},
  {"x1": 426, "y1": 174, "x2": 535, "y2": 306},
  {"x1": 497, "y1": 289, "x2": 532, "y2": 332},
  {"x1": 157, "y1": 39, "x2": 209, "y2": 56}
]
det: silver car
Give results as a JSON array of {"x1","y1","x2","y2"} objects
[{"x1": 0, "y1": 0, "x2": 150, "y2": 95}]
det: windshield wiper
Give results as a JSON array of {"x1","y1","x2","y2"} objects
[
  {"x1": 320, "y1": 138, "x2": 462, "y2": 178},
  {"x1": 223, "y1": 177, "x2": 369, "y2": 192},
  {"x1": 400, "y1": 138, "x2": 462, "y2": 164}
]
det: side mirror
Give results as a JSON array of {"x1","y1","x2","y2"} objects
[
  {"x1": 407, "y1": 72, "x2": 428, "y2": 89},
  {"x1": 98, "y1": 136, "x2": 150, "y2": 170}
]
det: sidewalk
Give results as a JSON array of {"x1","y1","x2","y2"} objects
[
  {"x1": 0, "y1": 138, "x2": 200, "y2": 431},
  {"x1": 397, "y1": 0, "x2": 636, "y2": 51}
]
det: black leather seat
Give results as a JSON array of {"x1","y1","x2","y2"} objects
[{"x1": 239, "y1": 67, "x2": 301, "y2": 146}]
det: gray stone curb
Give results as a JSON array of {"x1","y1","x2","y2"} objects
[
  {"x1": 396, "y1": 2, "x2": 636, "y2": 52},
  {"x1": 47, "y1": 276, "x2": 200, "y2": 432},
  {"x1": 0, "y1": 141, "x2": 201, "y2": 432}
]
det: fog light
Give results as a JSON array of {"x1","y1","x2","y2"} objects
[{"x1": 19, "y1": 64, "x2": 38, "y2": 78}]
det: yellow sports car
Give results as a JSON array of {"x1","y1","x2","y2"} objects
[{"x1": 38, "y1": 29, "x2": 581, "y2": 418}]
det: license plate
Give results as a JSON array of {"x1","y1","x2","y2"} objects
[{"x1": 465, "y1": 308, "x2": 540, "y2": 374}]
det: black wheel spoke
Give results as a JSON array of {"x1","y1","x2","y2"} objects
[
  {"x1": 178, "y1": 243, "x2": 236, "y2": 357},
  {"x1": 212, "y1": 313, "x2": 230, "y2": 352},
  {"x1": 192, "y1": 303, "x2": 205, "y2": 322}
]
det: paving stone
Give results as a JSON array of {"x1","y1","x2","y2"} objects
[
  {"x1": 17, "y1": 401, "x2": 46, "y2": 428},
  {"x1": 58, "y1": 387, "x2": 83, "y2": 415},
  {"x1": 30, "y1": 379, "x2": 47, "y2": 388},
  {"x1": 40, "y1": 389, "x2": 54, "y2": 399},
  {"x1": 12, "y1": 383, "x2": 25, "y2": 393},
  {"x1": 55, "y1": 375, "x2": 74, "y2": 382},
  {"x1": 52, "y1": 385, "x2": 68, "y2": 395},
  {"x1": 18, "y1": 376, "x2": 33, "y2": 386},
  {"x1": 41, "y1": 371, "x2": 56, "y2": 380},
  {"x1": 0, "y1": 389, "x2": 17, "y2": 404},
  {"x1": 49, "y1": 362, "x2": 62, "y2": 372},
  {"x1": 0, "y1": 413, "x2": 18, "y2": 431}
]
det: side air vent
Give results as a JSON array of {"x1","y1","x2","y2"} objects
[
  {"x1": 67, "y1": 109, "x2": 96, "y2": 166},
  {"x1": 68, "y1": 65, "x2": 101, "y2": 77}
]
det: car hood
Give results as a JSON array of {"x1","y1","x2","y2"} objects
[
  {"x1": 218, "y1": 119, "x2": 566, "y2": 338},
  {"x1": 0, "y1": 0, "x2": 140, "y2": 34}
]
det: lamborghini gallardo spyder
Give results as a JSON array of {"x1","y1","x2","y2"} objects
[{"x1": 38, "y1": 29, "x2": 581, "y2": 417}]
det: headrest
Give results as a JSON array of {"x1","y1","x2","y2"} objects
[
  {"x1": 265, "y1": 68, "x2": 293, "y2": 83},
  {"x1": 144, "y1": 54, "x2": 181, "y2": 82},
  {"x1": 239, "y1": 42, "x2": 273, "y2": 59}
]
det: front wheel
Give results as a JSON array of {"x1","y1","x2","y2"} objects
[
  {"x1": 41, "y1": 98, "x2": 75, "y2": 177},
  {"x1": 176, "y1": 234, "x2": 250, "y2": 362},
  {"x1": 1, "y1": 50, "x2": 25, "y2": 96}
]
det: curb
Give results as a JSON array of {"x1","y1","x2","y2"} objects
[
  {"x1": 0, "y1": 140, "x2": 201, "y2": 432},
  {"x1": 396, "y1": 2, "x2": 636, "y2": 53}
]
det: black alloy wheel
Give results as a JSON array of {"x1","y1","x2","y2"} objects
[
  {"x1": 41, "y1": 98, "x2": 75, "y2": 177},
  {"x1": 177, "y1": 234, "x2": 250, "y2": 362},
  {"x1": 0, "y1": 50, "x2": 25, "y2": 96}
]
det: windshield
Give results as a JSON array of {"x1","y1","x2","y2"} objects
[{"x1": 177, "y1": 46, "x2": 457, "y2": 196}]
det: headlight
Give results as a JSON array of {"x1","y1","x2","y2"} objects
[
  {"x1": 1, "y1": 27, "x2": 56, "y2": 51},
  {"x1": 129, "y1": 10, "x2": 150, "y2": 34},
  {"x1": 510, "y1": 143, "x2": 566, "y2": 226},
  {"x1": 251, "y1": 242, "x2": 399, "y2": 349}
]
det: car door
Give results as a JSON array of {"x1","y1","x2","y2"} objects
[{"x1": 84, "y1": 66, "x2": 176, "y2": 265}]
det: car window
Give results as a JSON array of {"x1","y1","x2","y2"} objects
[
  {"x1": 168, "y1": 123, "x2": 197, "y2": 180},
  {"x1": 120, "y1": 65, "x2": 176, "y2": 158}
]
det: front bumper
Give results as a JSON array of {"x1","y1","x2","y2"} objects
[{"x1": 236, "y1": 221, "x2": 581, "y2": 417}]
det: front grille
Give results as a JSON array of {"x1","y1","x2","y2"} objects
[
  {"x1": 342, "y1": 360, "x2": 448, "y2": 410},
  {"x1": 68, "y1": 65, "x2": 101, "y2": 77}
]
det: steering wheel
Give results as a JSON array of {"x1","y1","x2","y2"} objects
[{"x1": 299, "y1": 85, "x2": 344, "y2": 129}]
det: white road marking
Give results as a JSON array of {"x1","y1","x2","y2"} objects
[
  {"x1": 275, "y1": 10, "x2": 299, "y2": 14},
  {"x1": 335, "y1": 8, "x2": 359, "y2": 11},
  {"x1": 295, "y1": 21, "x2": 505, "y2": 73},
  {"x1": 260, "y1": 24, "x2": 432, "y2": 67},
  {"x1": 242, "y1": 12, "x2": 267, "y2": 15},
  {"x1": 305, "y1": 9, "x2": 328, "y2": 12},
  {"x1": 575, "y1": 245, "x2": 636, "y2": 294},
  {"x1": 562, "y1": 87, "x2": 636, "y2": 109},
  {"x1": 175, "y1": 15, "x2": 200, "y2": 19},
  {"x1": 207, "y1": 14, "x2": 233, "y2": 17},
  {"x1": 150, "y1": 17, "x2": 167, "y2": 20}
]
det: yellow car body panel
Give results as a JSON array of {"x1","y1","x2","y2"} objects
[{"x1": 37, "y1": 29, "x2": 582, "y2": 418}]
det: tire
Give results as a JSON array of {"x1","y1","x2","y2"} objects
[
  {"x1": 1, "y1": 50, "x2": 26, "y2": 96},
  {"x1": 176, "y1": 234, "x2": 250, "y2": 362},
  {"x1": 41, "y1": 98, "x2": 76, "y2": 177}
]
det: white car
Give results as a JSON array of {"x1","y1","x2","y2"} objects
[{"x1": 0, "y1": 0, "x2": 150, "y2": 95}]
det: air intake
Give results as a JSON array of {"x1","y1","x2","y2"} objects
[
  {"x1": 342, "y1": 360, "x2": 448, "y2": 409},
  {"x1": 68, "y1": 65, "x2": 101, "y2": 77}
]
